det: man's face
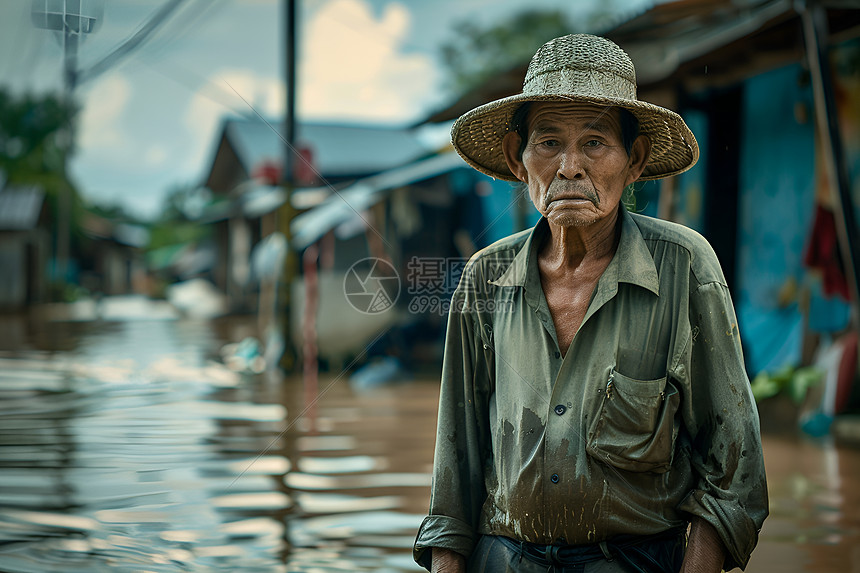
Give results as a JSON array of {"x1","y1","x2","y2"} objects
[{"x1": 502, "y1": 102, "x2": 648, "y2": 229}]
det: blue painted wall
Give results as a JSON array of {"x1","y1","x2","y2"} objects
[
  {"x1": 673, "y1": 110, "x2": 709, "y2": 233},
  {"x1": 470, "y1": 175, "x2": 540, "y2": 246},
  {"x1": 735, "y1": 63, "x2": 818, "y2": 374}
]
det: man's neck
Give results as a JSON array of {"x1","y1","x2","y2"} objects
[{"x1": 539, "y1": 208, "x2": 621, "y2": 272}]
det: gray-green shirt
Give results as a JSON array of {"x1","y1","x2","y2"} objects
[{"x1": 414, "y1": 207, "x2": 768, "y2": 571}]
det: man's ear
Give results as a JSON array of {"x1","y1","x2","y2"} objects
[
  {"x1": 625, "y1": 134, "x2": 651, "y2": 186},
  {"x1": 502, "y1": 131, "x2": 528, "y2": 183}
]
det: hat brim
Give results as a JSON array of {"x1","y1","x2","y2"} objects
[{"x1": 451, "y1": 92, "x2": 699, "y2": 182}]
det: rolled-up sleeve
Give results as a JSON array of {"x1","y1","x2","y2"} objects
[
  {"x1": 413, "y1": 284, "x2": 492, "y2": 570},
  {"x1": 677, "y1": 281, "x2": 769, "y2": 571}
]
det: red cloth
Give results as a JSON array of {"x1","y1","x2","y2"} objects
[
  {"x1": 804, "y1": 204, "x2": 850, "y2": 300},
  {"x1": 836, "y1": 331, "x2": 857, "y2": 414}
]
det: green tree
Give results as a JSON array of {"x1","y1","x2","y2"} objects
[
  {"x1": 439, "y1": 10, "x2": 574, "y2": 95},
  {"x1": 0, "y1": 89, "x2": 77, "y2": 184},
  {"x1": 438, "y1": 4, "x2": 624, "y2": 97},
  {"x1": 0, "y1": 89, "x2": 86, "y2": 282},
  {"x1": 147, "y1": 183, "x2": 212, "y2": 252}
]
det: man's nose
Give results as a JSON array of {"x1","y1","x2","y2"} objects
[{"x1": 557, "y1": 145, "x2": 584, "y2": 180}]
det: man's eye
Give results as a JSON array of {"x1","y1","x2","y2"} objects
[
  {"x1": 538, "y1": 140, "x2": 559, "y2": 147},
  {"x1": 585, "y1": 139, "x2": 603, "y2": 148}
]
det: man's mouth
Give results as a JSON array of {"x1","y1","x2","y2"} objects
[
  {"x1": 546, "y1": 194, "x2": 597, "y2": 207},
  {"x1": 546, "y1": 184, "x2": 598, "y2": 206}
]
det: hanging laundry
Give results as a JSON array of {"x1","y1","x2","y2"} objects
[{"x1": 804, "y1": 204, "x2": 850, "y2": 300}]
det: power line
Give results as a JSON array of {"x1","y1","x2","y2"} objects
[
  {"x1": 141, "y1": 0, "x2": 227, "y2": 61},
  {"x1": 138, "y1": 57, "x2": 256, "y2": 119},
  {"x1": 77, "y1": 0, "x2": 189, "y2": 86}
]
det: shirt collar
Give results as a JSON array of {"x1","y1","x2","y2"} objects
[{"x1": 489, "y1": 206, "x2": 660, "y2": 297}]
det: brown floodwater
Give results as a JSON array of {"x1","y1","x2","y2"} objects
[
  {"x1": 0, "y1": 305, "x2": 859, "y2": 572},
  {"x1": 747, "y1": 432, "x2": 860, "y2": 572},
  {"x1": 0, "y1": 308, "x2": 434, "y2": 572}
]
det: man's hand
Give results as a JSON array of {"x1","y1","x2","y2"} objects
[
  {"x1": 431, "y1": 547, "x2": 466, "y2": 573},
  {"x1": 680, "y1": 517, "x2": 727, "y2": 573}
]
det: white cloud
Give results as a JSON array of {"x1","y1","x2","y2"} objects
[
  {"x1": 184, "y1": 69, "x2": 285, "y2": 171},
  {"x1": 300, "y1": 0, "x2": 438, "y2": 122},
  {"x1": 78, "y1": 74, "x2": 132, "y2": 151},
  {"x1": 180, "y1": 0, "x2": 439, "y2": 180},
  {"x1": 70, "y1": 0, "x2": 440, "y2": 218}
]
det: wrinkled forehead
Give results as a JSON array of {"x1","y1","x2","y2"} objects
[{"x1": 525, "y1": 102, "x2": 623, "y2": 137}]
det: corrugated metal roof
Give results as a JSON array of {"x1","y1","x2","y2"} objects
[
  {"x1": 0, "y1": 186, "x2": 45, "y2": 231},
  {"x1": 290, "y1": 151, "x2": 467, "y2": 249},
  {"x1": 224, "y1": 119, "x2": 432, "y2": 180},
  {"x1": 608, "y1": 0, "x2": 795, "y2": 83},
  {"x1": 422, "y1": 0, "x2": 805, "y2": 122}
]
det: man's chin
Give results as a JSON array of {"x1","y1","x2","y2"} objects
[{"x1": 546, "y1": 210, "x2": 596, "y2": 228}]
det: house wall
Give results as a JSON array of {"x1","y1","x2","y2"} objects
[
  {"x1": 735, "y1": 62, "x2": 823, "y2": 375},
  {"x1": 466, "y1": 175, "x2": 541, "y2": 246},
  {"x1": 0, "y1": 234, "x2": 27, "y2": 307},
  {"x1": 662, "y1": 41, "x2": 860, "y2": 377},
  {"x1": 671, "y1": 110, "x2": 709, "y2": 233},
  {"x1": 0, "y1": 230, "x2": 48, "y2": 308}
]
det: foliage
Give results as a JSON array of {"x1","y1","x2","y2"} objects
[
  {"x1": 147, "y1": 183, "x2": 213, "y2": 252},
  {"x1": 148, "y1": 221, "x2": 211, "y2": 252},
  {"x1": 622, "y1": 184, "x2": 637, "y2": 212},
  {"x1": 158, "y1": 183, "x2": 212, "y2": 222},
  {"x1": 86, "y1": 202, "x2": 133, "y2": 222},
  {"x1": 0, "y1": 89, "x2": 88, "y2": 263},
  {"x1": 0, "y1": 88, "x2": 81, "y2": 218},
  {"x1": 750, "y1": 365, "x2": 824, "y2": 405},
  {"x1": 438, "y1": 10, "x2": 574, "y2": 95},
  {"x1": 437, "y1": 3, "x2": 623, "y2": 96},
  {"x1": 0, "y1": 89, "x2": 77, "y2": 182}
]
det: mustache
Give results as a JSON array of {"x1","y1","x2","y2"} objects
[{"x1": 545, "y1": 182, "x2": 599, "y2": 205}]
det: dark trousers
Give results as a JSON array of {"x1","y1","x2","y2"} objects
[{"x1": 466, "y1": 529, "x2": 686, "y2": 573}]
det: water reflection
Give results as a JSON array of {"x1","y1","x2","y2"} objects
[
  {"x1": 747, "y1": 433, "x2": 860, "y2": 572},
  {"x1": 0, "y1": 313, "x2": 435, "y2": 572},
  {"x1": 0, "y1": 318, "x2": 291, "y2": 572},
  {"x1": 282, "y1": 372, "x2": 437, "y2": 572}
]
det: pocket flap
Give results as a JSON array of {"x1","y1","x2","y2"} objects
[{"x1": 609, "y1": 369, "x2": 667, "y2": 398}]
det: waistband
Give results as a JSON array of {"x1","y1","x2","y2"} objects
[{"x1": 496, "y1": 527, "x2": 686, "y2": 571}]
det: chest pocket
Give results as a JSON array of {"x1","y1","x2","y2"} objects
[{"x1": 586, "y1": 368, "x2": 680, "y2": 473}]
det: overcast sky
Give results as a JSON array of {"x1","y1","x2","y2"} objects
[{"x1": 0, "y1": 0, "x2": 651, "y2": 219}]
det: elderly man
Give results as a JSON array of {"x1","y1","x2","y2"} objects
[{"x1": 413, "y1": 34, "x2": 768, "y2": 572}]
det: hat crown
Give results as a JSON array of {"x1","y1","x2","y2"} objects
[
  {"x1": 449, "y1": 33, "x2": 698, "y2": 183},
  {"x1": 523, "y1": 34, "x2": 637, "y2": 101}
]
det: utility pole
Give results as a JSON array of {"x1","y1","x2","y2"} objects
[
  {"x1": 278, "y1": 0, "x2": 299, "y2": 371},
  {"x1": 31, "y1": 0, "x2": 186, "y2": 289},
  {"x1": 31, "y1": 0, "x2": 102, "y2": 285},
  {"x1": 57, "y1": 24, "x2": 77, "y2": 284}
]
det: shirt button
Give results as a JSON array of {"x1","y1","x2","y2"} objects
[
  {"x1": 551, "y1": 473, "x2": 559, "y2": 484},
  {"x1": 554, "y1": 404, "x2": 566, "y2": 416},
  {"x1": 554, "y1": 351, "x2": 560, "y2": 358}
]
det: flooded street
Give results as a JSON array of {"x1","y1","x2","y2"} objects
[
  {"x1": 0, "y1": 307, "x2": 434, "y2": 572},
  {"x1": 748, "y1": 433, "x2": 860, "y2": 572},
  {"x1": 0, "y1": 305, "x2": 859, "y2": 571}
]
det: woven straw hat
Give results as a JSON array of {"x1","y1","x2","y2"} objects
[{"x1": 451, "y1": 34, "x2": 699, "y2": 182}]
